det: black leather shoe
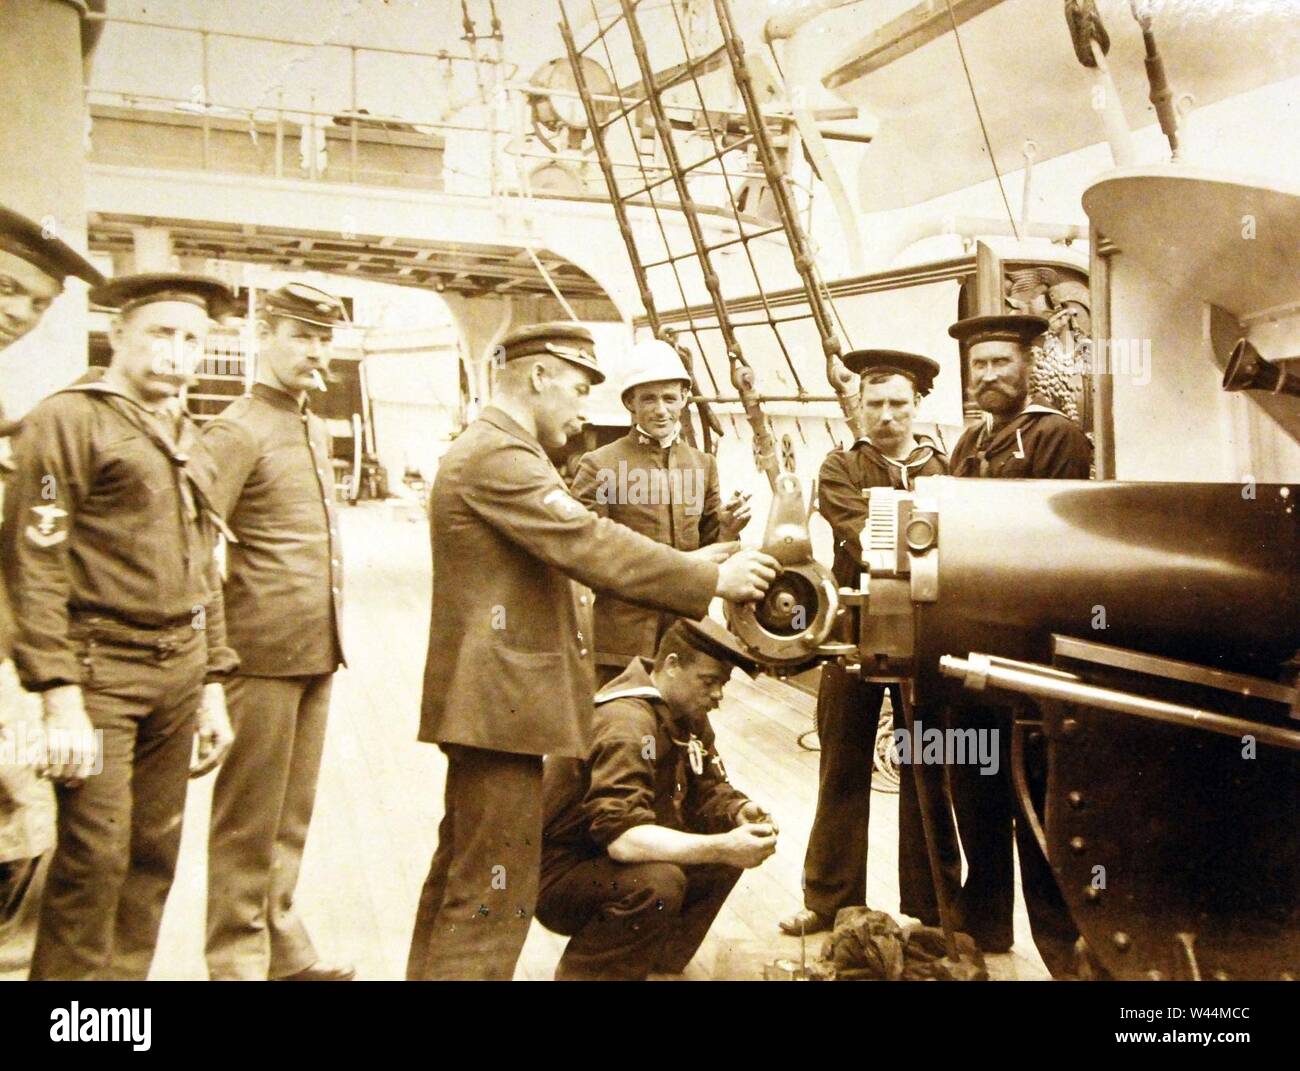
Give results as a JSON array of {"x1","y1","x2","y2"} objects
[
  {"x1": 778, "y1": 908, "x2": 834, "y2": 936},
  {"x1": 273, "y1": 961, "x2": 356, "y2": 982}
]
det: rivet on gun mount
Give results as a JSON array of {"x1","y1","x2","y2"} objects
[{"x1": 725, "y1": 474, "x2": 837, "y2": 672}]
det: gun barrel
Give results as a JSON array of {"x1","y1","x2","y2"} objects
[{"x1": 940, "y1": 652, "x2": 1300, "y2": 752}]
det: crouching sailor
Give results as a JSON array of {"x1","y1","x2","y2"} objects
[{"x1": 537, "y1": 617, "x2": 778, "y2": 980}]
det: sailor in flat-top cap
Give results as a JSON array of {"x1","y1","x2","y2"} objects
[
  {"x1": 202, "y1": 283, "x2": 355, "y2": 981},
  {"x1": 944, "y1": 312, "x2": 1090, "y2": 976},
  {"x1": 1, "y1": 272, "x2": 240, "y2": 979},
  {"x1": 948, "y1": 314, "x2": 1092, "y2": 478},
  {"x1": 537, "y1": 616, "x2": 777, "y2": 980},
  {"x1": 0, "y1": 205, "x2": 103, "y2": 960},
  {"x1": 407, "y1": 321, "x2": 779, "y2": 981},
  {"x1": 0, "y1": 204, "x2": 103, "y2": 353},
  {"x1": 780, "y1": 348, "x2": 962, "y2": 940}
]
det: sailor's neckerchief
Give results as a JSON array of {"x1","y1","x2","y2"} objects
[
  {"x1": 634, "y1": 423, "x2": 680, "y2": 450},
  {"x1": 57, "y1": 378, "x2": 237, "y2": 544},
  {"x1": 850, "y1": 433, "x2": 942, "y2": 491},
  {"x1": 957, "y1": 403, "x2": 1067, "y2": 477},
  {"x1": 596, "y1": 662, "x2": 723, "y2": 820}
]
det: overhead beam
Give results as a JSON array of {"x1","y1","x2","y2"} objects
[{"x1": 823, "y1": 0, "x2": 1010, "y2": 90}]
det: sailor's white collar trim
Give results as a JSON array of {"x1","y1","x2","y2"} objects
[{"x1": 594, "y1": 684, "x2": 662, "y2": 706}]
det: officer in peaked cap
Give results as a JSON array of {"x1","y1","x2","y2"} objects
[
  {"x1": 780, "y1": 346, "x2": 962, "y2": 942},
  {"x1": 571, "y1": 337, "x2": 753, "y2": 688},
  {"x1": 496, "y1": 321, "x2": 605, "y2": 383},
  {"x1": 946, "y1": 311, "x2": 1090, "y2": 977},
  {"x1": 0, "y1": 206, "x2": 103, "y2": 963},
  {"x1": 260, "y1": 282, "x2": 350, "y2": 327},
  {"x1": 202, "y1": 281, "x2": 353, "y2": 981},
  {"x1": 407, "y1": 321, "x2": 779, "y2": 981},
  {"x1": 2, "y1": 271, "x2": 239, "y2": 979}
]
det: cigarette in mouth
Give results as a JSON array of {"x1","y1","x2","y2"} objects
[{"x1": 310, "y1": 369, "x2": 328, "y2": 392}]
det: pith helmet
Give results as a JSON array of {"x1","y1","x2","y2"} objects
[{"x1": 620, "y1": 339, "x2": 692, "y2": 405}]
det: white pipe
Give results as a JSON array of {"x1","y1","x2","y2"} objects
[
  {"x1": 1088, "y1": 39, "x2": 1137, "y2": 167},
  {"x1": 883, "y1": 214, "x2": 1088, "y2": 265},
  {"x1": 763, "y1": 0, "x2": 866, "y2": 44}
]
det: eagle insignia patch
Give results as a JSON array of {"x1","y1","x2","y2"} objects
[{"x1": 25, "y1": 504, "x2": 68, "y2": 548}]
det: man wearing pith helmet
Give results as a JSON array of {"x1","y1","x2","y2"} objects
[
  {"x1": 202, "y1": 283, "x2": 354, "y2": 981},
  {"x1": 780, "y1": 348, "x2": 962, "y2": 940},
  {"x1": 572, "y1": 337, "x2": 754, "y2": 686},
  {"x1": 1, "y1": 272, "x2": 239, "y2": 979},
  {"x1": 0, "y1": 204, "x2": 103, "y2": 964},
  {"x1": 406, "y1": 322, "x2": 779, "y2": 981}
]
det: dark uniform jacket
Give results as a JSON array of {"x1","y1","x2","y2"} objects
[
  {"x1": 819, "y1": 435, "x2": 948, "y2": 588},
  {"x1": 419, "y1": 407, "x2": 718, "y2": 758},
  {"x1": 540, "y1": 657, "x2": 750, "y2": 883},
  {"x1": 572, "y1": 429, "x2": 725, "y2": 668},
  {"x1": 202, "y1": 383, "x2": 344, "y2": 677},
  {"x1": 0, "y1": 380, "x2": 237, "y2": 691},
  {"x1": 949, "y1": 405, "x2": 1092, "y2": 480}
]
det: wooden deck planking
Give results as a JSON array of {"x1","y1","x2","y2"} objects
[{"x1": 136, "y1": 501, "x2": 1046, "y2": 981}]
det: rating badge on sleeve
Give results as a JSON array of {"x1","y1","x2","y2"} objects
[{"x1": 25, "y1": 504, "x2": 68, "y2": 548}]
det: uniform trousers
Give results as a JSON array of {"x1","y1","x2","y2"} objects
[
  {"x1": 801, "y1": 664, "x2": 962, "y2": 925},
  {"x1": 406, "y1": 744, "x2": 543, "y2": 981},
  {"x1": 207, "y1": 673, "x2": 333, "y2": 980},
  {"x1": 537, "y1": 857, "x2": 741, "y2": 980},
  {"x1": 947, "y1": 699, "x2": 1080, "y2": 976},
  {"x1": 0, "y1": 658, "x2": 55, "y2": 972},
  {"x1": 29, "y1": 627, "x2": 204, "y2": 980}
]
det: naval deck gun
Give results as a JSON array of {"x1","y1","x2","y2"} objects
[{"x1": 559, "y1": 0, "x2": 1300, "y2": 980}]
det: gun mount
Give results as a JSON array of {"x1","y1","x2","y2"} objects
[{"x1": 731, "y1": 475, "x2": 1300, "y2": 979}]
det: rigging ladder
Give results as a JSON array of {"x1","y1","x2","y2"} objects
[{"x1": 557, "y1": 0, "x2": 866, "y2": 488}]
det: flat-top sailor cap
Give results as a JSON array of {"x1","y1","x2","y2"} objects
[
  {"x1": 90, "y1": 273, "x2": 233, "y2": 318},
  {"x1": 263, "y1": 282, "x2": 349, "y2": 327},
  {"x1": 668, "y1": 616, "x2": 761, "y2": 677},
  {"x1": 500, "y1": 322, "x2": 604, "y2": 384},
  {"x1": 0, "y1": 205, "x2": 103, "y2": 286},
  {"x1": 842, "y1": 349, "x2": 941, "y2": 396},
  {"x1": 947, "y1": 314, "x2": 1049, "y2": 348}
]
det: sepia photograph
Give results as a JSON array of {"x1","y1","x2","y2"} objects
[{"x1": 0, "y1": 0, "x2": 1296, "y2": 1053}]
